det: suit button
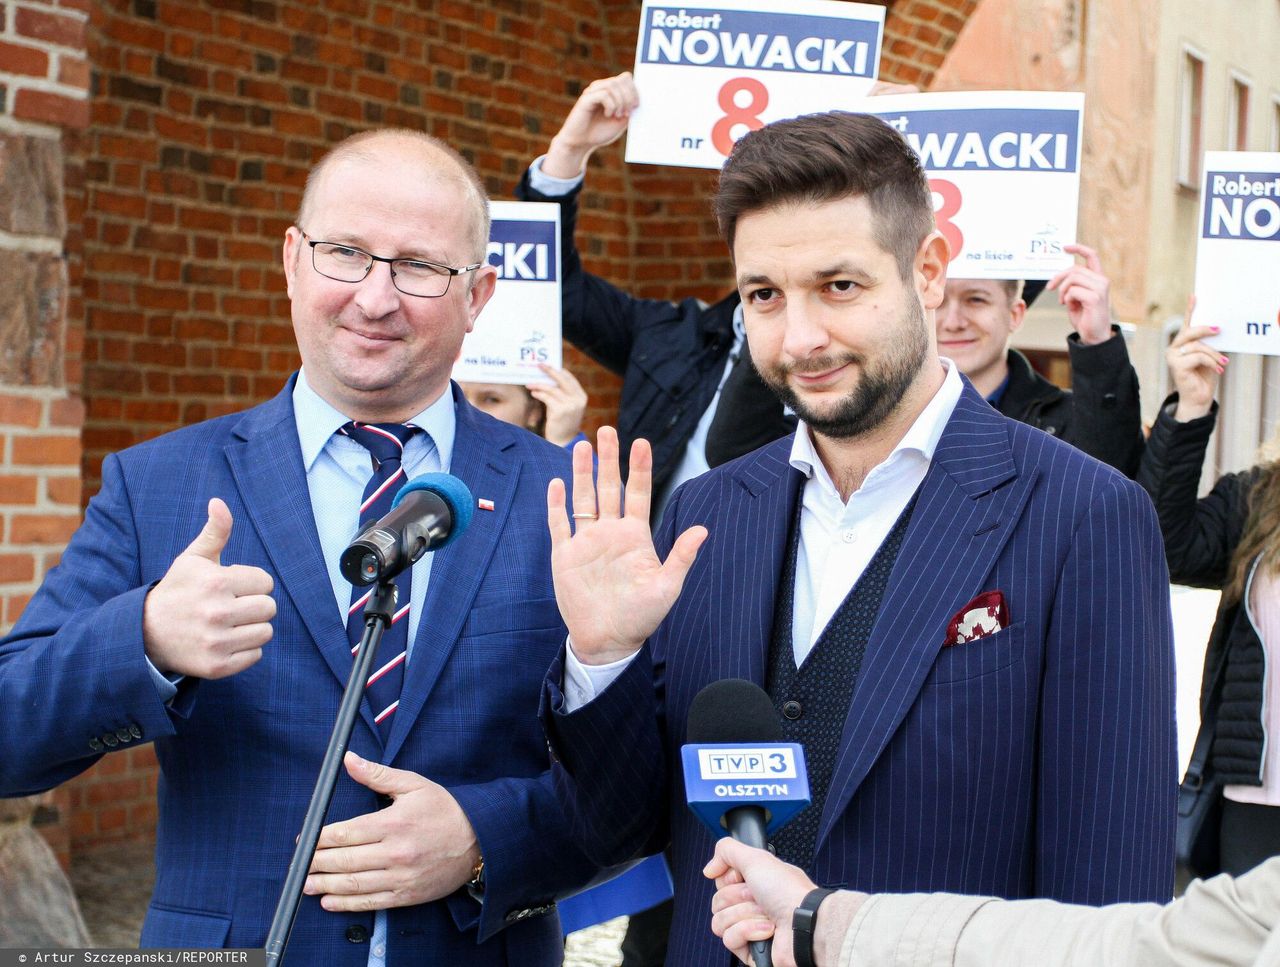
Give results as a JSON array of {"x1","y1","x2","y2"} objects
[
  {"x1": 89, "y1": 738, "x2": 104, "y2": 752},
  {"x1": 345, "y1": 924, "x2": 369, "y2": 943},
  {"x1": 781, "y1": 701, "x2": 802, "y2": 720},
  {"x1": 1044, "y1": 425, "x2": 1058, "y2": 436},
  {"x1": 102, "y1": 733, "x2": 119, "y2": 748},
  {"x1": 129, "y1": 723, "x2": 143, "y2": 739},
  {"x1": 1102, "y1": 392, "x2": 1118, "y2": 409},
  {"x1": 116, "y1": 728, "x2": 133, "y2": 743}
]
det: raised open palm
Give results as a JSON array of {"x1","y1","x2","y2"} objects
[{"x1": 547, "y1": 427, "x2": 707, "y2": 666}]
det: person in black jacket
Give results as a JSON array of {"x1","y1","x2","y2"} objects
[
  {"x1": 936, "y1": 250, "x2": 1145, "y2": 476},
  {"x1": 1138, "y1": 296, "x2": 1280, "y2": 876},
  {"x1": 515, "y1": 72, "x2": 744, "y2": 524}
]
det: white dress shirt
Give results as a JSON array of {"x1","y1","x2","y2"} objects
[{"x1": 563, "y1": 361, "x2": 964, "y2": 708}]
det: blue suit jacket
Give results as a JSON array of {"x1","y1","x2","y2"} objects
[
  {"x1": 545, "y1": 382, "x2": 1177, "y2": 965},
  {"x1": 0, "y1": 378, "x2": 596, "y2": 965}
]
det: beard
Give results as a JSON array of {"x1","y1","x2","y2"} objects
[{"x1": 757, "y1": 295, "x2": 929, "y2": 440}]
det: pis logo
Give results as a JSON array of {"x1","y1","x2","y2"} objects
[
  {"x1": 520, "y1": 329, "x2": 549, "y2": 363},
  {"x1": 1029, "y1": 224, "x2": 1062, "y2": 256}
]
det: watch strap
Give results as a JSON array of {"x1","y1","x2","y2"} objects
[{"x1": 792, "y1": 887, "x2": 836, "y2": 967}]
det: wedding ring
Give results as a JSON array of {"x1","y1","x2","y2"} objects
[
  {"x1": 1178, "y1": 346, "x2": 1188, "y2": 355},
  {"x1": 571, "y1": 512, "x2": 598, "y2": 520}
]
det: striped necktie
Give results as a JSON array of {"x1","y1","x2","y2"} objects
[{"x1": 340, "y1": 421, "x2": 420, "y2": 740}]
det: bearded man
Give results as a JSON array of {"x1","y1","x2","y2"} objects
[{"x1": 539, "y1": 111, "x2": 1177, "y2": 964}]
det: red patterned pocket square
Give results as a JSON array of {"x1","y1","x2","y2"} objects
[{"x1": 944, "y1": 591, "x2": 1009, "y2": 646}]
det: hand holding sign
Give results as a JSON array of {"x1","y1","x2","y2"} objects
[
  {"x1": 544, "y1": 72, "x2": 640, "y2": 178},
  {"x1": 1167, "y1": 295, "x2": 1227, "y2": 422},
  {"x1": 529, "y1": 364, "x2": 589, "y2": 447},
  {"x1": 1047, "y1": 243, "x2": 1113, "y2": 346}
]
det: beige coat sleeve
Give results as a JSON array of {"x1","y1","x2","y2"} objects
[{"x1": 836, "y1": 858, "x2": 1280, "y2": 967}]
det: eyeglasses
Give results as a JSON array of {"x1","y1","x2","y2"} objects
[{"x1": 300, "y1": 230, "x2": 483, "y2": 298}]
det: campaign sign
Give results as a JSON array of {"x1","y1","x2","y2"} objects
[
  {"x1": 1195, "y1": 152, "x2": 1280, "y2": 355},
  {"x1": 681, "y1": 743, "x2": 810, "y2": 838},
  {"x1": 626, "y1": 0, "x2": 884, "y2": 169},
  {"x1": 859, "y1": 91, "x2": 1085, "y2": 280},
  {"x1": 453, "y1": 200, "x2": 562, "y2": 385}
]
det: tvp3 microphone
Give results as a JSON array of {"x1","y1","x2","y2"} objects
[{"x1": 684, "y1": 679, "x2": 810, "y2": 967}]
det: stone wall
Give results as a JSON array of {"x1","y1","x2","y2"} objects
[{"x1": 1, "y1": 0, "x2": 91, "y2": 868}]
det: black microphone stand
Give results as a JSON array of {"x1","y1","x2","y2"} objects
[{"x1": 263, "y1": 579, "x2": 397, "y2": 965}]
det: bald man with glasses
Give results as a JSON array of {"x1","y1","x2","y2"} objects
[{"x1": 0, "y1": 129, "x2": 600, "y2": 966}]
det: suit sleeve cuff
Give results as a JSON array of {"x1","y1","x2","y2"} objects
[
  {"x1": 562, "y1": 638, "x2": 639, "y2": 712},
  {"x1": 528, "y1": 156, "x2": 584, "y2": 196}
]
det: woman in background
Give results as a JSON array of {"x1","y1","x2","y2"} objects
[
  {"x1": 460, "y1": 363, "x2": 589, "y2": 450},
  {"x1": 1138, "y1": 297, "x2": 1280, "y2": 875}
]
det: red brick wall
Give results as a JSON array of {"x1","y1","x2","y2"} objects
[
  {"x1": 2, "y1": 0, "x2": 977, "y2": 856},
  {"x1": 882, "y1": 0, "x2": 981, "y2": 85},
  {"x1": 76, "y1": 0, "x2": 980, "y2": 486}
]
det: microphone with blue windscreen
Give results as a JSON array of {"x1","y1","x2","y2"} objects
[{"x1": 339, "y1": 472, "x2": 474, "y2": 586}]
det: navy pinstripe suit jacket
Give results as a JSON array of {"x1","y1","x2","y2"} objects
[
  {"x1": 0, "y1": 378, "x2": 596, "y2": 965},
  {"x1": 545, "y1": 381, "x2": 1177, "y2": 965}
]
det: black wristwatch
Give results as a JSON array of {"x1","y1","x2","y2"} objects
[{"x1": 792, "y1": 887, "x2": 836, "y2": 967}]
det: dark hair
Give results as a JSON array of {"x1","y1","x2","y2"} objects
[{"x1": 713, "y1": 112, "x2": 935, "y2": 279}]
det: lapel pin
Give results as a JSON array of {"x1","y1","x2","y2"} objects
[{"x1": 477, "y1": 498, "x2": 495, "y2": 512}]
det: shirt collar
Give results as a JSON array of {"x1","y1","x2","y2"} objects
[
  {"x1": 292, "y1": 368, "x2": 458, "y2": 472},
  {"x1": 788, "y1": 358, "x2": 964, "y2": 484},
  {"x1": 985, "y1": 372, "x2": 1011, "y2": 408}
]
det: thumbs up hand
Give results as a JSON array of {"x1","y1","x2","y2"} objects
[{"x1": 142, "y1": 497, "x2": 277, "y2": 679}]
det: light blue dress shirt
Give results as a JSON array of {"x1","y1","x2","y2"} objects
[
  {"x1": 292, "y1": 370, "x2": 456, "y2": 967},
  {"x1": 142, "y1": 372, "x2": 460, "y2": 963},
  {"x1": 291, "y1": 370, "x2": 455, "y2": 650}
]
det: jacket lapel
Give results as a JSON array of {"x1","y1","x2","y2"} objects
[
  {"x1": 706, "y1": 440, "x2": 804, "y2": 687},
  {"x1": 223, "y1": 379, "x2": 377, "y2": 729},
  {"x1": 384, "y1": 394, "x2": 520, "y2": 761},
  {"x1": 814, "y1": 386, "x2": 1038, "y2": 847}
]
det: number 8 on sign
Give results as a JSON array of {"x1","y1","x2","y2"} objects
[
  {"x1": 712, "y1": 77, "x2": 769, "y2": 156},
  {"x1": 929, "y1": 178, "x2": 964, "y2": 258}
]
